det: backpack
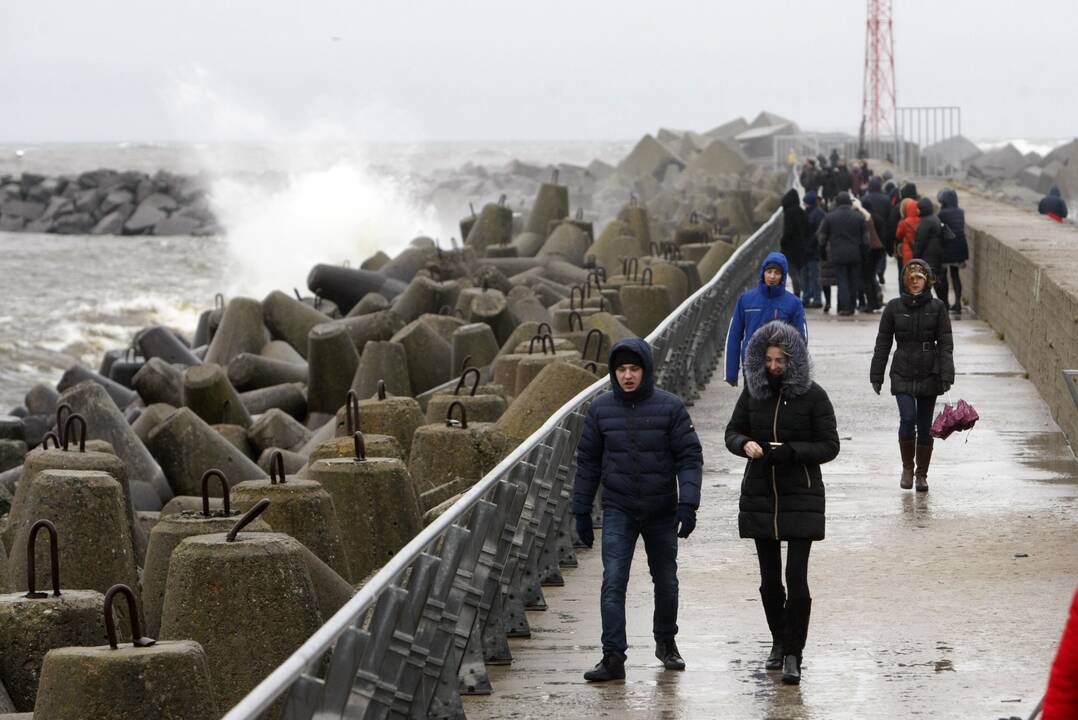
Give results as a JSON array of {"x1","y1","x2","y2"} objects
[{"x1": 940, "y1": 220, "x2": 956, "y2": 246}]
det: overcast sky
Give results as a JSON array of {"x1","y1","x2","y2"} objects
[{"x1": 2, "y1": 0, "x2": 1073, "y2": 143}]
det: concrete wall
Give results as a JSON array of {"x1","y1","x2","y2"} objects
[{"x1": 927, "y1": 182, "x2": 1078, "y2": 447}]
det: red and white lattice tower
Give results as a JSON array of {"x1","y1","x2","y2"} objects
[{"x1": 862, "y1": 0, "x2": 896, "y2": 139}]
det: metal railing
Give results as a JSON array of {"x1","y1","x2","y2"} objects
[{"x1": 223, "y1": 207, "x2": 784, "y2": 720}]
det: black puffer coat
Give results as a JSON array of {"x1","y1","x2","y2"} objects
[
  {"x1": 572, "y1": 337, "x2": 704, "y2": 519},
  {"x1": 780, "y1": 189, "x2": 808, "y2": 268},
  {"x1": 938, "y1": 190, "x2": 969, "y2": 264},
  {"x1": 725, "y1": 321, "x2": 839, "y2": 541},
  {"x1": 913, "y1": 197, "x2": 944, "y2": 273},
  {"x1": 870, "y1": 275, "x2": 955, "y2": 396}
]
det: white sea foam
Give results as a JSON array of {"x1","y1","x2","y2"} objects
[{"x1": 974, "y1": 137, "x2": 1072, "y2": 159}]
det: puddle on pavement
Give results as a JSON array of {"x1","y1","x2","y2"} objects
[{"x1": 997, "y1": 430, "x2": 1078, "y2": 482}]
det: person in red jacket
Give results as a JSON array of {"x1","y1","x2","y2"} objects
[
  {"x1": 894, "y1": 197, "x2": 920, "y2": 275},
  {"x1": 1044, "y1": 585, "x2": 1078, "y2": 718}
]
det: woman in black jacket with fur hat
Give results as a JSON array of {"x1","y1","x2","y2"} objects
[
  {"x1": 870, "y1": 258, "x2": 955, "y2": 492},
  {"x1": 725, "y1": 320, "x2": 840, "y2": 685}
]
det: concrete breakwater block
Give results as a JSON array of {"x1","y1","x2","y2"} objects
[
  {"x1": 0, "y1": 441, "x2": 26, "y2": 476},
  {"x1": 537, "y1": 220, "x2": 590, "y2": 266},
  {"x1": 465, "y1": 198, "x2": 513, "y2": 255},
  {"x1": 57, "y1": 364, "x2": 137, "y2": 410},
  {"x1": 637, "y1": 259, "x2": 689, "y2": 307},
  {"x1": 204, "y1": 297, "x2": 267, "y2": 367},
  {"x1": 247, "y1": 408, "x2": 311, "y2": 454},
  {"x1": 674, "y1": 212, "x2": 712, "y2": 246},
  {"x1": 0, "y1": 521, "x2": 108, "y2": 712},
  {"x1": 391, "y1": 276, "x2": 457, "y2": 324},
  {"x1": 147, "y1": 408, "x2": 266, "y2": 497},
  {"x1": 257, "y1": 447, "x2": 307, "y2": 474},
  {"x1": 346, "y1": 291, "x2": 388, "y2": 317},
  {"x1": 417, "y1": 311, "x2": 466, "y2": 346},
  {"x1": 391, "y1": 319, "x2": 452, "y2": 395},
  {"x1": 467, "y1": 289, "x2": 516, "y2": 346},
  {"x1": 132, "y1": 357, "x2": 183, "y2": 407},
  {"x1": 259, "y1": 339, "x2": 305, "y2": 364},
  {"x1": 525, "y1": 177, "x2": 569, "y2": 237},
  {"x1": 506, "y1": 286, "x2": 552, "y2": 326},
  {"x1": 308, "y1": 443, "x2": 422, "y2": 583},
  {"x1": 159, "y1": 526, "x2": 324, "y2": 717},
  {"x1": 588, "y1": 222, "x2": 644, "y2": 275},
  {"x1": 451, "y1": 322, "x2": 500, "y2": 374},
  {"x1": 230, "y1": 455, "x2": 351, "y2": 580},
  {"x1": 334, "y1": 309, "x2": 404, "y2": 355},
  {"x1": 495, "y1": 361, "x2": 598, "y2": 447},
  {"x1": 426, "y1": 369, "x2": 508, "y2": 425},
  {"x1": 697, "y1": 238, "x2": 736, "y2": 282},
  {"x1": 213, "y1": 423, "x2": 255, "y2": 458},
  {"x1": 227, "y1": 353, "x2": 307, "y2": 392},
  {"x1": 59, "y1": 381, "x2": 170, "y2": 508},
  {"x1": 183, "y1": 363, "x2": 252, "y2": 428},
  {"x1": 130, "y1": 403, "x2": 176, "y2": 443},
  {"x1": 8, "y1": 472, "x2": 139, "y2": 609},
  {"x1": 24, "y1": 384, "x2": 60, "y2": 417},
  {"x1": 135, "y1": 325, "x2": 201, "y2": 367},
  {"x1": 351, "y1": 340, "x2": 411, "y2": 399},
  {"x1": 239, "y1": 382, "x2": 307, "y2": 420},
  {"x1": 262, "y1": 289, "x2": 332, "y2": 359},
  {"x1": 583, "y1": 311, "x2": 637, "y2": 345},
  {"x1": 307, "y1": 264, "x2": 407, "y2": 312},
  {"x1": 306, "y1": 433, "x2": 403, "y2": 467},
  {"x1": 306, "y1": 323, "x2": 360, "y2": 417},
  {"x1": 408, "y1": 402, "x2": 509, "y2": 494},
  {"x1": 620, "y1": 283, "x2": 674, "y2": 337},
  {"x1": 514, "y1": 349, "x2": 583, "y2": 396}
]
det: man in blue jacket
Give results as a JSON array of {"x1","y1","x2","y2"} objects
[
  {"x1": 724, "y1": 252, "x2": 807, "y2": 386},
  {"x1": 572, "y1": 337, "x2": 704, "y2": 682}
]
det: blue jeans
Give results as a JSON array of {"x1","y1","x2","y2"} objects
[
  {"x1": 896, "y1": 393, "x2": 937, "y2": 438},
  {"x1": 800, "y1": 260, "x2": 821, "y2": 304},
  {"x1": 600, "y1": 507, "x2": 679, "y2": 655},
  {"x1": 834, "y1": 262, "x2": 860, "y2": 313}
]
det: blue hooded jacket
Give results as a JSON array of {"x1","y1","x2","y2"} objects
[
  {"x1": 724, "y1": 252, "x2": 808, "y2": 385},
  {"x1": 1038, "y1": 186, "x2": 1069, "y2": 219},
  {"x1": 571, "y1": 337, "x2": 704, "y2": 519}
]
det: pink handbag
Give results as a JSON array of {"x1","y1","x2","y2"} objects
[{"x1": 930, "y1": 396, "x2": 980, "y2": 440}]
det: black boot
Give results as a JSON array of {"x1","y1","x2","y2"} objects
[
  {"x1": 899, "y1": 433, "x2": 916, "y2": 490},
  {"x1": 782, "y1": 597, "x2": 812, "y2": 685},
  {"x1": 761, "y1": 587, "x2": 786, "y2": 670},
  {"x1": 915, "y1": 440, "x2": 933, "y2": 492},
  {"x1": 655, "y1": 639, "x2": 686, "y2": 670},
  {"x1": 584, "y1": 651, "x2": 626, "y2": 682}
]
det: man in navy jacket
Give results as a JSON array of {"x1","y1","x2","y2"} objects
[{"x1": 572, "y1": 337, "x2": 704, "y2": 681}]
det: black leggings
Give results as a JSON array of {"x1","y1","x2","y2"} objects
[
  {"x1": 755, "y1": 538, "x2": 813, "y2": 600},
  {"x1": 936, "y1": 266, "x2": 962, "y2": 306}
]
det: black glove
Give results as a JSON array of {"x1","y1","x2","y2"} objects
[
  {"x1": 941, "y1": 382, "x2": 951, "y2": 393},
  {"x1": 574, "y1": 513, "x2": 594, "y2": 548},
  {"x1": 676, "y1": 505, "x2": 696, "y2": 539},
  {"x1": 767, "y1": 443, "x2": 796, "y2": 466},
  {"x1": 872, "y1": 382, "x2": 882, "y2": 395}
]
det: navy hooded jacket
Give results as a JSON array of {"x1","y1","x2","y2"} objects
[
  {"x1": 1038, "y1": 186, "x2": 1069, "y2": 219},
  {"x1": 724, "y1": 252, "x2": 807, "y2": 385},
  {"x1": 937, "y1": 189, "x2": 969, "y2": 264},
  {"x1": 571, "y1": 337, "x2": 703, "y2": 519}
]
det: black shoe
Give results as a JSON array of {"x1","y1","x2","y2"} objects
[
  {"x1": 781, "y1": 654, "x2": 801, "y2": 685},
  {"x1": 584, "y1": 651, "x2": 626, "y2": 682},
  {"x1": 655, "y1": 640, "x2": 686, "y2": 670},
  {"x1": 766, "y1": 642, "x2": 784, "y2": 670},
  {"x1": 950, "y1": 303, "x2": 962, "y2": 314},
  {"x1": 878, "y1": 274, "x2": 886, "y2": 285}
]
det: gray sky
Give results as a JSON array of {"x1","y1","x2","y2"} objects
[{"x1": 2, "y1": 0, "x2": 1073, "y2": 143}]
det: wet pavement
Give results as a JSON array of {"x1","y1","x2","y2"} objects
[{"x1": 467, "y1": 263, "x2": 1078, "y2": 719}]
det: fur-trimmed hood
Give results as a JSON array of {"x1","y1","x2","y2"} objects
[{"x1": 743, "y1": 320, "x2": 813, "y2": 400}]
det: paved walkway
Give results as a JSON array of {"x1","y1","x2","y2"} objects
[{"x1": 467, "y1": 262, "x2": 1078, "y2": 719}]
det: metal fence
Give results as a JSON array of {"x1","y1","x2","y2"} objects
[{"x1": 223, "y1": 208, "x2": 784, "y2": 720}]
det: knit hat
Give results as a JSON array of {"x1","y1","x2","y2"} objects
[
  {"x1": 803, "y1": 191, "x2": 818, "y2": 206},
  {"x1": 836, "y1": 191, "x2": 852, "y2": 206},
  {"x1": 609, "y1": 346, "x2": 645, "y2": 370},
  {"x1": 902, "y1": 259, "x2": 932, "y2": 289}
]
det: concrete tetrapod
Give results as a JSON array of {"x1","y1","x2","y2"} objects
[
  {"x1": 213, "y1": 423, "x2": 256, "y2": 458},
  {"x1": 227, "y1": 352, "x2": 307, "y2": 392},
  {"x1": 637, "y1": 259, "x2": 689, "y2": 307},
  {"x1": 239, "y1": 382, "x2": 307, "y2": 420},
  {"x1": 328, "y1": 391, "x2": 406, "y2": 461},
  {"x1": 257, "y1": 447, "x2": 308, "y2": 474},
  {"x1": 259, "y1": 339, "x2": 305, "y2": 364},
  {"x1": 8, "y1": 471, "x2": 139, "y2": 617},
  {"x1": 158, "y1": 505, "x2": 324, "y2": 719},
  {"x1": 346, "y1": 291, "x2": 389, "y2": 317},
  {"x1": 524, "y1": 174, "x2": 570, "y2": 237},
  {"x1": 697, "y1": 236, "x2": 736, "y2": 282},
  {"x1": 141, "y1": 469, "x2": 270, "y2": 636},
  {"x1": 391, "y1": 276, "x2": 453, "y2": 324},
  {"x1": 35, "y1": 584, "x2": 217, "y2": 720},
  {"x1": 467, "y1": 289, "x2": 517, "y2": 346},
  {"x1": 620, "y1": 282, "x2": 674, "y2": 338},
  {"x1": 390, "y1": 318, "x2": 452, "y2": 395},
  {"x1": 230, "y1": 452, "x2": 351, "y2": 580},
  {"x1": 182, "y1": 363, "x2": 252, "y2": 428},
  {"x1": 495, "y1": 361, "x2": 598, "y2": 447},
  {"x1": 306, "y1": 264, "x2": 407, "y2": 312},
  {"x1": 537, "y1": 219, "x2": 590, "y2": 266},
  {"x1": 24, "y1": 384, "x2": 60, "y2": 417},
  {"x1": 135, "y1": 325, "x2": 201, "y2": 367},
  {"x1": 450, "y1": 322, "x2": 500, "y2": 375},
  {"x1": 56, "y1": 364, "x2": 137, "y2": 410},
  {"x1": 408, "y1": 401, "x2": 509, "y2": 495},
  {"x1": 417, "y1": 312, "x2": 467, "y2": 346},
  {"x1": 333, "y1": 309, "x2": 405, "y2": 355},
  {"x1": 262, "y1": 289, "x2": 332, "y2": 359},
  {"x1": 58, "y1": 380, "x2": 171, "y2": 508},
  {"x1": 425, "y1": 369, "x2": 508, "y2": 424},
  {"x1": 306, "y1": 322, "x2": 360, "y2": 417},
  {"x1": 247, "y1": 408, "x2": 312, "y2": 454},
  {"x1": 146, "y1": 407, "x2": 267, "y2": 497},
  {"x1": 464, "y1": 198, "x2": 513, "y2": 256},
  {"x1": 130, "y1": 403, "x2": 176, "y2": 444},
  {"x1": 307, "y1": 433, "x2": 422, "y2": 583},
  {"x1": 203, "y1": 297, "x2": 267, "y2": 367},
  {"x1": 351, "y1": 340, "x2": 412, "y2": 399},
  {"x1": 131, "y1": 357, "x2": 184, "y2": 407},
  {"x1": 582, "y1": 311, "x2": 637, "y2": 346},
  {"x1": 0, "y1": 520, "x2": 108, "y2": 712}
]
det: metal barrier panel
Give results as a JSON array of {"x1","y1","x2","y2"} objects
[{"x1": 223, "y1": 203, "x2": 785, "y2": 720}]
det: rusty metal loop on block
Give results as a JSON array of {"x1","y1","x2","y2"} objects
[
  {"x1": 541, "y1": 334, "x2": 555, "y2": 356},
  {"x1": 641, "y1": 267, "x2": 654, "y2": 286},
  {"x1": 201, "y1": 469, "x2": 231, "y2": 517},
  {"x1": 314, "y1": 294, "x2": 324, "y2": 309},
  {"x1": 583, "y1": 329, "x2": 605, "y2": 362},
  {"x1": 568, "y1": 311, "x2": 583, "y2": 333},
  {"x1": 227, "y1": 498, "x2": 270, "y2": 542},
  {"x1": 104, "y1": 584, "x2": 155, "y2": 650},
  {"x1": 377, "y1": 379, "x2": 387, "y2": 401},
  {"x1": 536, "y1": 322, "x2": 552, "y2": 338},
  {"x1": 293, "y1": 288, "x2": 303, "y2": 301},
  {"x1": 497, "y1": 193, "x2": 507, "y2": 206},
  {"x1": 527, "y1": 334, "x2": 543, "y2": 355},
  {"x1": 41, "y1": 431, "x2": 61, "y2": 450},
  {"x1": 445, "y1": 400, "x2": 468, "y2": 429},
  {"x1": 569, "y1": 285, "x2": 583, "y2": 311},
  {"x1": 585, "y1": 361, "x2": 598, "y2": 373},
  {"x1": 62, "y1": 413, "x2": 87, "y2": 452},
  {"x1": 595, "y1": 265, "x2": 607, "y2": 282},
  {"x1": 459, "y1": 355, "x2": 472, "y2": 373},
  {"x1": 345, "y1": 390, "x2": 360, "y2": 435},
  {"x1": 626, "y1": 257, "x2": 639, "y2": 281},
  {"x1": 481, "y1": 278, "x2": 489, "y2": 292},
  {"x1": 214, "y1": 292, "x2": 225, "y2": 309},
  {"x1": 269, "y1": 450, "x2": 287, "y2": 485},
  {"x1": 469, "y1": 202, "x2": 476, "y2": 218},
  {"x1": 352, "y1": 431, "x2": 366, "y2": 461},
  {"x1": 25, "y1": 519, "x2": 61, "y2": 599},
  {"x1": 455, "y1": 367, "x2": 481, "y2": 397},
  {"x1": 649, "y1": 241, "x2": 661, "y2": 257},
  {"x1": 586, "y1": 271, "x2": 603, "y2": 293},
  {"x1": 55, "y1": 403, "x2": 73, "y2": 445}
]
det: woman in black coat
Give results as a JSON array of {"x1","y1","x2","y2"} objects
[
  {"x1": 725, "y1": 320, "x2": 840, "y2": 685},
  {"x1": 779, "y1": 189, "x2": 807, "y2": 299},
  {"x1": 936, "y1": 189, "x2": 969, "y2": 314},
  {"x1": 870, "y1": 259, "x2": 955, "y2": 492}
]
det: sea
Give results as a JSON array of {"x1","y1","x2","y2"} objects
[{"x1": 0, "y1": 135, "x2": 1070, "y2": 410}]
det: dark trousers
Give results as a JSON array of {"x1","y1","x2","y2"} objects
[
  {"x1": 861, "y1": 248, "x2": 884, "y2": 307},
  {"x1": 788, "y1": 261, "x2": 802, "y2": 297},
  {"x1": 896, "y1": 393, "x2": 937, "y2": 438},
  {"x1": 754, "y1": 538, "x2": 813, "y2": 600},
  {"x1": 937, "y1": 266, "x2": 962, "y2": 307},
  {"x1": 834, "y1": 262, "x2": 859, "y2": 313},
  {"x1": 600, "y1": 507, "x2": 679, "y2": 655}
]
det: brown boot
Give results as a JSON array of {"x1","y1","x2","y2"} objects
[
  {"x1": 899, "y1": 434, "x2": 916, "y2": 490},
  {"x1": 914, "y1": 441, "x2": 933, "y2": 492}
]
